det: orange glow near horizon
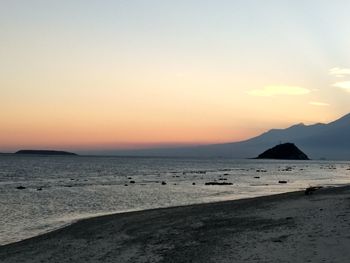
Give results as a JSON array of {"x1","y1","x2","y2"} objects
[
  {"x1": 0, "y1": 62, "x2": 345, "y2": 152},
  {"x1": 0, "y1": 86, "x2": 342, "y2": 152}
]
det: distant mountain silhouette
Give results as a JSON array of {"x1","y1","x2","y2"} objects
[
  {"x1": 15, "y1": 150, "x2": 77, "y2": 156},
  {"x1": 256, "y1": 143, "x2": 309, "y2": 160},
  {"x1": 106, "y1": 113, "x2": 350, "y2": 160}
]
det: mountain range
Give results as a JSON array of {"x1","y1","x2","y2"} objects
[{"x1": 106, "y1": 113, "x2": 350, "y2": 160}]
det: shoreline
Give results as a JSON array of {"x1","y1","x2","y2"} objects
[
  {"x1": 0, "y1": 183, "x2": 336, "y2": 246},
  {"x1": 1, "y1": 185, "x2": 350, "y2": 262}
]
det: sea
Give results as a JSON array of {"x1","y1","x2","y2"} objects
[{"x1": 1, "y1": 155, "x2": 350, "y2": 245}]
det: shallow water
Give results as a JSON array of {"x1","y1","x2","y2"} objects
[{"x1": 0, "y1": 155, "x2": 349, "y2": 245}]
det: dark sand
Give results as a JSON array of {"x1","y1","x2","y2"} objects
[{"x1": 1, "y1": 186, "x2": 350, "y2": 262}]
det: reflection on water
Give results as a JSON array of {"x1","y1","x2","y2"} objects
[{"x1": 0, "y1": 155, "x2": 349, "y2": 245}]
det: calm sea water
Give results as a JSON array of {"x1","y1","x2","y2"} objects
[{"x1": 0, "y1": 155, "x2": 349, "y2": 245}]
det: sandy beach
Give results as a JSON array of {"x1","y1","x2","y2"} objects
[{"x1": 1, "y1": 185, "x2": 350, "y2": 263}]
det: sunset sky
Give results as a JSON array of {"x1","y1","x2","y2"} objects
[{"x1": 1, "y1": 0, "x2": 350, "y2": 152}]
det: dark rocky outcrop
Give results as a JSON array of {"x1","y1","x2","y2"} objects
[
  {"x1": 15, "y1": 150, "x2": 77, "y2": 156},
  {"x1": 256, "y1": 143, "x2": 309, "y2": 160}
]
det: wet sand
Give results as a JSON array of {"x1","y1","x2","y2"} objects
[{"x1": 1, "y1": 186, "x2": 350, "y2": 262}]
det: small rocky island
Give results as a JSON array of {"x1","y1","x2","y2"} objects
[
  {"x1": 15, "y1": 150, "x2": 77, "y2": 156},
  {"x1": 256, "y1": 143, "x2": 309, "y2": 160}
]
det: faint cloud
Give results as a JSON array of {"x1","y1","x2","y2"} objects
[
  {"x1": 309, "y1": 101, "x2": 330, "y2": 107},
  {"x1": 332, "y1": 81, "x2": 350, "y2": 92},
  {"x1": 329, "y1": 67, "x2": 350, "y2": 78},
  {"x1": 248, "y1": 85, "x2": 311, "y2": 97},
  {"x1": 175, "y1": 72, "x2": 185, "y2": 78}
]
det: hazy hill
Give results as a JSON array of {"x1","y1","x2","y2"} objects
[
  {"x1": 15, "y1": 150, "x2": 77, "y2": 156},
  {"x1": 105, "y1": 113, "x2": 350, "y2": 160}
]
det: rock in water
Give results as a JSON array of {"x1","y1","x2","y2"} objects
[
  {"x1": 278, "y1": 180, "x2": 288, "y2": 184},
  {"x1": 256, "y1": 143, "x2": 309, "y2": 160}
]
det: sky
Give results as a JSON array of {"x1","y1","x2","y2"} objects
[{"x1": 1, "y1": 0, "x2": 350, "y2": 152}]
